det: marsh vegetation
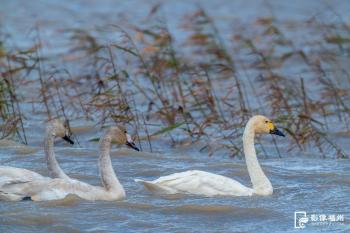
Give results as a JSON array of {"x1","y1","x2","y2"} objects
[{"x1": 1, "y1": 3, "x2": 349, "y2": 158}]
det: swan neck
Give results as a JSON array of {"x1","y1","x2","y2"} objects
[
  {"x1": 243, "y1": 122, "x2": 272, "y2": 195},
  {"x1": 99, "y1": 133, "x2": 124, "y2": 193},
  {"x1": 44, "y1": 129, "x2": 69, "y2": 179}
]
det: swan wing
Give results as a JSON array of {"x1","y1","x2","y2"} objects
[
  {"x1": 29, "y1": 179, "x2": 79, "y2": 201},
  {"x1": 136, "y1": 170, "x2": 253, "y2": 196},
  {"x1": 0, "y1": 177, "x2": 83, "y2": 201},
  {"x1": 0, "y1": 166, "x2": 73, "y2": 201},
  {"x1": 30, "y1": 179, "x2": 117, "y2": 201},
  {"x1": 0, "y1": 166, "x2": 45, "y2": 187}
]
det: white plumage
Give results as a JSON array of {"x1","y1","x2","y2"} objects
[{"x1": 135, "y1": 170, "x2": 254, "y2": 196}]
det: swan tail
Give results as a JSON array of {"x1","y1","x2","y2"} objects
[
  {"x1": 0, "y1": 190, "x2": 24, "y2": 201},
  {"x1": 134, "y1": 178, "x2": 144, "y2": 183},
  {"x1": 134, "y1": 179, "x2": 175, "y2": 195}
]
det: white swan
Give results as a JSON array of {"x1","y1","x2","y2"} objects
[
  {"x1": 0, "y1": 125, "x2": 139, "y2": 201},
  {"x1": 0, "y1": 120, "x2": 74, "y2": 200},
  {"x1": 135, "y1": 115, "x2": 285, "y2": 197}
]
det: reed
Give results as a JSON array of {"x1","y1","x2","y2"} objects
[{"x1": 1, "y1": 5, "x2": 348, "y2": 158}]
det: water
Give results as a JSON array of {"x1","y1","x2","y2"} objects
[
  {"x1": 0, "y1": 124, "x2": 349, "y2": 232},
  {"x1": 1, "y1": 0, "x2": 350, "y2": 232}
]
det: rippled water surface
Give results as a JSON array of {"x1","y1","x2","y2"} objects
[
  {"x1": 1, "y1": 0, "x2": 350, "y2": 232},
  {"x1": 0, "y1": 124, "x2": 349, "y2": 232}
]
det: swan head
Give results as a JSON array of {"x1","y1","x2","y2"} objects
[
  {"x1": 251, "y1": 115, "x2": 285, "y2": 137},
  {"x1": 108, "y1": 126, "x2": 139, "y2": 151},
  {"x1": 48, "y1": 119, "x2": 74, "y2": 144}
]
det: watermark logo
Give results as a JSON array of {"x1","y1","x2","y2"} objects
[
  {"x1": 294, "y1": 211, "x2": 345, "y2": 229},
  {"x1": 295, "y1": 211, "x2": 308, "y2": 229}
]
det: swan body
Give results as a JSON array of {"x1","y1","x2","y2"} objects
[
  {"x1": 135, "y1": 115, "x2": 285, "y2": 197},
  {"x1": 0, "y1": 172, "x2": 104, "y2": 201},
  {"x1": 0, "y1": 125, "x2": 139, "y2": 201},
  {"x1": 135, "y1": 170, "x2": 254, "y2": 196},
  {"x1": 0, "y1": 169, "x2": 118, "y2": 201}
]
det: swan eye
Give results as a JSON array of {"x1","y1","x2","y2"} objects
[{"x1": 265, "y1": 120, "x2": 268, "y2": 123}]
